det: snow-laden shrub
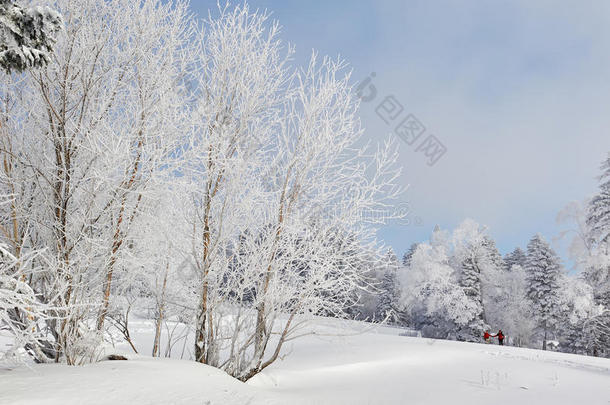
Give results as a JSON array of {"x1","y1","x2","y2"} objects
[{"x1": 0, "y1": 244, "x2": 46, "y2": 363}]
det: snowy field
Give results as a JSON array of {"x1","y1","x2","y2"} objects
[{"x1": 1, "y1": 318, "x2": 609, "y2": 405}]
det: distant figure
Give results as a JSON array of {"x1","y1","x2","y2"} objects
[
  {"x1": 483, "y1": 330, "x2": 491, "y2": 344},
  {"x1": 493, "y1": 330, "x2": 505, "y2": 346}
]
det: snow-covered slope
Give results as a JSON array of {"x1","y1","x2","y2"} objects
[
  {"x1": 0, "y1": 357, "x2": 272, "y2": 405},
  {"x1": 1, "y1": 319, "x2": 609, "y2": 405},
  {"x1": 249, "y1": 320, "x2": 610, "y2": 404}
]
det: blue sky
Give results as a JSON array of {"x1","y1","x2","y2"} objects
[{"x1": 189, "y1": 1, "x2": 610, "y2": 265}]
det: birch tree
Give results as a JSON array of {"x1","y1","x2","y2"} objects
[
  {"x1": 0, "y1": 0, "x2": 193, "y2": 363},
  {"x1": 184, "y1": 4, "x2": 402, "y2": 380},
  {"x1": 184, "y1": 4, "x2": 293, "y2": 367},
  {"x1": 238, "y1": 54, "x2": 402, "y2": 379}
]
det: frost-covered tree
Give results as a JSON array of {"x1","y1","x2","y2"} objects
[
  {"x1": 557, "y1": 277, "x2": 597, "y2": 355},
  {"x1": 0, "y1": 0, "x2": 62, "y2": 73},
  {"x1": 451, "y1": 220, "x2": 505, "y2": 340},
  {"x1": 577, "y1": 154, "x2": 610, "y2": 353},
  {"x1": 375, "y1": 248, "x2": 400, "y2": 323},
  {"x1": 431, "y1": 224, "x2": 450, "y2": 249},
  {"x1": 586, "y1": 154, "x2": 610, "y2": 309},
  {"x1": 399, "y1": 221, "x2": 506, "y2": 341},
  {"x1": 331, "y1": 236, "x2": 380, "y2": 322},
  {"x1": 556, "y1": 199, "x2": 596, "y2": 274},
  {"x1": 0, "y1": 243, "x2": 56, "y2": 363},
  {"x1": 455, "y1": 252, "x2": 486, "y2": 337},
  {"x1": 553, "y1": 191, "x2": 609, "y2": 356},
  {"x1": 0, "y1": 0, "x2": 193, "y2": 364},
  {"x1": 560, "y1": 309, "x2": 609, "y2": 358},
  {"x1": 401, "y1": 242, "x2": 479, "y2": 339},
  {"x1": 525, "y1": 234, "x2": 563, "y2": 350},
  {"x1": 504, "y1": 247, "x2": 527, "y2": 272},
  {"x1": 586, "y1": 310, "x2": 610, "y2": 357},
  {"x1": 0, "y1": 0, "x2": 407, "y2": 374},
  {"x1": 184, "y1": 4, "x2": 403, "y2": 380},
  {"x1": 184, "y1": 4, "x2": 294, "y2": 369},
  {"x1": 482, "y1": 237, "x2": 505, "y2": 271},
  {"x1": 112, "y1": 182, "x2": 196, "y2": 358},
  {"x1": 402, "y1": 243, "x2": 418, "y2": 267},
  {"x1": 493, "y1": 264, "x2": 535, "y2": 347},
  {"x1": 588, "y1": 154, "x2": 610, "y2": 248}
]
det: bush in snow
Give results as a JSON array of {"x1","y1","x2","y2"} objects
[{"x1": 0, "y1": 244, "x2": 52, "y2": 363}]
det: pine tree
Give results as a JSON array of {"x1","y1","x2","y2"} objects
[
  {"x1": 559, "y1": 319, "x2": 589, "y2": 355},
  {"x1": 482, "y1": 237, "x2": 504, "y2": 269},
  {"x1": 0, "y1": 0, "x2": 63, "y2": 73},
  {"x1": 457, "y1": 252, "x2": 486, "y2": 339},
  {"x1": 586, "y1": 310, "x2": 610, "y2": 357},
  {"x1": 477, "y1": 236, "x2": 509, "y2": 335},
  {"x1": 504, "y1": 247, "x2": 527, "y2": 271},
  {"x1": 584, "y1": 153, "x2": 610, "y2": 351},
  {"x1": 587, "y1": 154, "x2": 610, "y2": 247},
  {"x1": 375, "y1": 248, "x2": 400, "y2": 323},
  {"x1": 586, "y1": 153, "x2": 610, "y2": 310},
  {"x1": 562, "y1": 310, "x2": 610, "y2": 358},
  {"x1": 402, "y1": 243, "x2": 418, "y2": 267},
  {"x1": 525, "y1": 234, "x2": 563, "y2": 350},
  {"x1": 451, "y1": 220, "x2": 501, "y2": 341}
]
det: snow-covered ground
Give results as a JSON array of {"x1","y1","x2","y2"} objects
[{"x1": 1, "y1": 319, "x2": 609, "y2": 405}]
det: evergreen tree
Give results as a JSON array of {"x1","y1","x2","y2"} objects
[
  {"x1": 450, "y1": 220, "x2": 509, "y2": 340},
  {"x1": 375, "y1": 248, "x2": 400, "y2": 323},
  {"x1": 586, "y1": 153, "x2": 610, "y2": 309},
  {"x1": 457, "y1": 251, "x2": 486, "y2": 339},
  {"x1": 561, "y1": 311, "x2": 610, "y2": 358},
  {"x1": 482, "y1": 237, "x2": 505, "y2": 271},
  {"x1": 559, "y1": 319, "x2": 589, "y2": 355},
  {"x1": 504, "y1": 247, "x2": 527, "y2": 271},
  {"x1": 557, "y1": 277, "x2": 595, "y2": 355},
  {"x1": 584, "y1": 153, "x2": 610, "y2": 350},
  {"x1": 587, "y1": 154, "x2": 610, "y2": 247},
  {"x1": 457, "y1": 246, "x2": 487, "y2": 340},
  {"x1": 525, "y1": 234, "x2": 563, "y2": 350},
  {"x1": 477, "y1": 236, "x2": 510, "y2": 335},
  {"x1": 402, "y1": 243, "x2": 418, "y2": 267},
  {"x1": 586, "y1": 310, "x2": 610, "y2": 357},
  {"x1": 494, "y1": 264, "x2": 534, "y2": 347},
  {"x1": 0, "y1": 0, "x2": 63, "y2": 73},
  {"x1": 459, "y1": 254, "x2": 483, "y2": 311},
  {"x1": 452, "y1": 221, "x2": 506, "y2": 340}
]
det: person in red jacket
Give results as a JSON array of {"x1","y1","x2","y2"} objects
[
  {"x1": 483, "y1": 330, "x2": 491, "y2": 344},
  {"x1": 492, "y1": 330, "x2": 505, "y2": 345}
]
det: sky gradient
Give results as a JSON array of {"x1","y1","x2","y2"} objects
[{"x1": 189, "y1": 0, "x2": 610, "y2": 266}]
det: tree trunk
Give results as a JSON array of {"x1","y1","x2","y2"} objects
[
  {"x1": 543, "y1": 328, "x2": 547, "y2": 351},
  {"x1": 195, "y1": 193, "x2": 212, "y2": 363},
  {"x1": 97, "y1": 133, "x2": 144, "y2": 331},
  {"x1": 152, "y1": 263, "x2": 169, "y2": 357}
]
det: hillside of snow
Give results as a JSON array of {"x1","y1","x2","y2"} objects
[{"x1": 1, "y1": 318, "x2": 609, "y2": 405}]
